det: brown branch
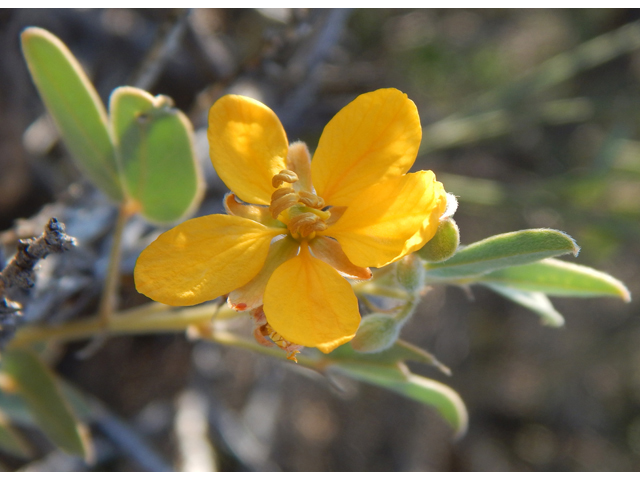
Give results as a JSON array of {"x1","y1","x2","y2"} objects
[{"x1": 0, "y1": 218, "x2": 76, "y2": 348}]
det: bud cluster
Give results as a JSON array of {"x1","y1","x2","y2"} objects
[{"x1": 351, "y1": 217, "x2": 460, "y2": 354}]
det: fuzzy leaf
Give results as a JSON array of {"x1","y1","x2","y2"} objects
[
  {"x1": 110, "y1": 86, "x2": 203, "y2": 224},
  {"x1": 328, "y1": 339, "x2": 450, "y2": 375},
  {"x1": 484, "y1": 283, "x2": 565, "y2": 327},
  {"x1": 0, "y1": 415, "x2": 31, "y2": 458},
  {"x1": 477, "y1": 258, "x2": 631, "y2": 301},
  {"x1": 424, "y1": 229, "x2": 579, "y2": 280},
  {"x1": 332, "y1": 363, "x2": 468, "y2": 438},
  {"x1": 21, "y1": 27, "x2": 123, "y2": 202},
  {"x1": 1, "y1": 349, "x2": 89, "y2": 458}
]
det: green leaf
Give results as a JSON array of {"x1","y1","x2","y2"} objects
[
  {"x1": 21, "y1": 27, "x2": 123, "y2": 202},
  {"x1": 0, "y1": 391, "x2": 35, "y2": 426},
  {"x1": 0, "y1": 415, "x2": 31, "y2": 458},
  {"x1": 328, "y1": 339, "x2": 451, "y2": 375},
  {"x1": 484, "y1": 283, "x2": 565, "y2": 327},
  {"x1": 477, "y1": 258, "x2": 631, "y2": 302},
  {"x1": 109, "y1": 86, "x2": 203, "y2": 224},
  {"x1": 1, "y1": 349, "x2": 89, "y2": 458},
  {"x1": 332, "y1": 363, "x2": 468, "y2": 439},
  {"x1": 424, "y1": 229, "x2": 580, "y2": 280}
]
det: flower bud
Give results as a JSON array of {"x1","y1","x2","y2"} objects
[
  {"x1": 395, "y1": 253, "x2": 424, "y2": 293},
  {"x1": 417, "y1": 218, "x2": 460, "y2": 263},
  {"x1": 351, "y1": 313, "x2": 400, "y2": 353}
]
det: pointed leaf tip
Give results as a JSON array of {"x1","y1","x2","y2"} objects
[
  {"x1": 485, "y1": 283, "x2": 565, "y2": 327},
  {"x1": 478, "y1": 258, "x2": 631, "y2": 303}
]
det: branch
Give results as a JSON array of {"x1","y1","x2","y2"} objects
[{"x1": 0, "y1": 218, "x2": 76, "y2": 348}]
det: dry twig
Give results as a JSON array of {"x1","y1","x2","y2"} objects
[{"x1": 0, "y1": 218, "x2": 76, "y2": 347}]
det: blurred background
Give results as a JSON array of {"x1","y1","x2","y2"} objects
[{"x1": 1, "y1": 8, "x2": 639, "y2": 471}]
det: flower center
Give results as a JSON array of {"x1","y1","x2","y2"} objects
[{"x1": 269, "y1": 142, "x2": 329, "y2": 240}]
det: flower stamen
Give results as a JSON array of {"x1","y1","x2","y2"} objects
[
  {"x1": 272, "y1": 169, "x2": 299, "y2": 188},
  {"x1": 298, "y1": 191, "x2": 325, "y2": 209},
  {"x1": 251, "y1": 306, "x2": 301, "y2": 362},
  {"x1": 270, "y1": 190, "x2": 299, "y2": 219},
  {"x1": 288, "y1": 212, "x2": 328, "y2": 238},
  {"x1": 268, "y1": 158, "x2": 330, "y2": 235}
]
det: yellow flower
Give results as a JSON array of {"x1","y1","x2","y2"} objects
[{"x1": 134, "y1": 88, "x2": 447, "y2": 354}]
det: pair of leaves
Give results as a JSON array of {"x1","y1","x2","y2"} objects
[
  {"x1": 424, "y1": 229, "x2": 630, "y2": 326},
  {"x1": 21, "y1": 27, "x2": 202, "y2": 224},
  {"x1": 333, "y1": 229, "x2": 628, "y2": 435},
  {"x1": 0, "y1": 349, "x2": 90, "y2": 460}
]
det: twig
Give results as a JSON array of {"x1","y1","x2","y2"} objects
[
  {"x1": 0, "y1": 218, "x2": 76, "y2": 348},
  {"x1": 0, "y1": 218, "x2": 76, "y2": 298}
]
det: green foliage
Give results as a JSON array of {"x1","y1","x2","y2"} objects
[
  {"x1": 0, "y1": 417, "x2": 31, "y2": 458},
  {"x1": 477, "y1": 258, "x2": 631, "y2": 301},
  {"x1": 484, "y1": 284, "x2": 565, "y2": 327},
  {"x1": 110, "y1": 87, "x2": 203, "y2": 223},
  {"x1": 424, "y1": 229, "x2": 579, "y2": 280},
  {"x1": 1, "y1": 349, "x2": 90, "y2": 459},
  {"x1": 21, "y1": 27, "x2": 123, "y2": 202},
  {"x1": 319, "y1": 339, "x2": 464, "y2": 434},
  {"x1": 332, "y1": 363, "x2": 467, "y2": 439},
  {"x1": 327, "y1": 339, "x2": 450, "y2": 375},
  {"x1": 21, "y1": 27, "x2": 203, "y2": 224}
]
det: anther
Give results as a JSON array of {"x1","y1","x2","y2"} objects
[
  {"x1": 288, "y1": 213, "x2": 327, "y2": 238},
  {"x1": 270, "y1": 187, "x2": 296, "y2": 202},
  {"x1": 298, "y1": 191, "x2": 325, "y2": 209},
  {"x1": 270, "y1": 192, "x2": 299, "y2": 219},
  {"x1": 272, "y1": 169, "x2": 299, "y2": 188}
]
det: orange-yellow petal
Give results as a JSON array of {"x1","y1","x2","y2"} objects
[
  {"x1": 228, "y1": 235, "x2": 299, "y2": 311},
  {"x1": 263, "y1": 246, "x2": 360, "y2": 353},
  {"x1": 135, "y1": 215, "x2": 285, "y2": 306},
  {"x1": 311, "y1": 88, "x2": 422, "y2": 206},
  {"x1": 325, "y1": 171, "x2": 447, "y2": 268},
  {"x1": 208, "y1": 95, "x2": 288, "y2": 205}
]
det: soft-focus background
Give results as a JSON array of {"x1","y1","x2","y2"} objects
[{"x1": 1, "y1": 8, "x2": 639, "y2": 471}]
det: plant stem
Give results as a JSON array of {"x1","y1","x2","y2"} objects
[
  {"x1": 10, "y1": 301, "x2": 321, "y2": 369},
  {"x1": 353, "y1": 282, "x2": 409, "y2": 300},
  {"x1": 98, "y1": 205, "x2": 131, "y2": 328},
  {"x1": 202, "y1": 330, "x2": 318, "y2": 369},
  {"x1": 10, "y1": 302, "x2": 234, "y2": 348}
]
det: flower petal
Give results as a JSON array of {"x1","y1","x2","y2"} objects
[
  {"x1": 325, "y1": 171, "x2": 447, "y2": 268},
  {"x1": 309, "y1": 236, "x2": 372, "y2": 280},
  {"x1": 228, "y1": 235, "x2": 299, "y2": 311},
  {"x1": 263, "y1": 246, "x2": 360, "y2": 353},
  {"x1": 208, "y1": 95, "x2": 288, "y2": 205},
  {"x1": 135, "y1": 215, "x2": 285, "y2": 306},
  {"x1": 311, "y1": 88, "x2": 422, "y2": 206}
]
